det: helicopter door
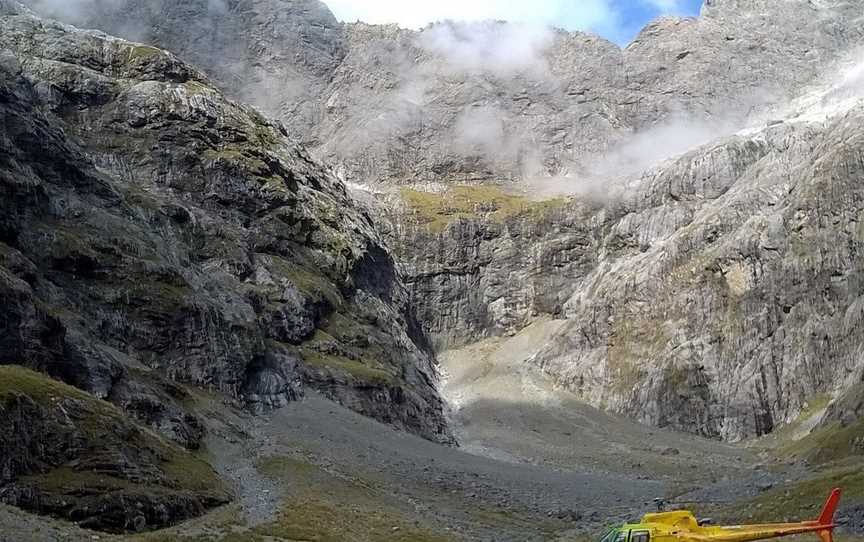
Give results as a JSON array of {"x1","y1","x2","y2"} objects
[{"x1": 631, "y1": 531, "x2": 650, "y2": 542}]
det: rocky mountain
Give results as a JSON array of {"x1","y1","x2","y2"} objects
[
  {"x1": 21, "y1": 0, "x2": 347, "y2": 140},
  {"x1": 384, "y1": 53, "x2": 864, "y2": 441},
  {"x1": 9, "y1": 0, "x2": 864, "y2": 469},
  {"x1": 361, "y1": 1, "x2": 864, "y2": 440},
  {"x1": 24, "y1": 0, "x2": 864, "y2": 185},
  {"x1": 316, "y1": 0, "x2": 864, "y2": 185},
  {"x1": 6, "y1": 0, "x2": 864, "y2": 538},
  {"x1": 0, "y1": 2, "x2": 457, "y2": 526}
]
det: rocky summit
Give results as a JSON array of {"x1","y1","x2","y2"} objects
[{"x1": 3, "y1": 0, "x2": 864, "y2": 540}]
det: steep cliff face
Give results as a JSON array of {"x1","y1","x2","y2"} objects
[
  {"x1": 380, "y1": 187, "x2": 599, "y2": 349},
  {"x1": 0, "y1": 3, "x2": 450, "y2": 445},
  {"x1": 534, "y1": 97, "x2": 864, "y2": 440},
  {"x1": 21, "y1": 0, "x2": 347, "y2": 139},
  {"x1": 384, "y1": 65, "x2": 864, "y2": 440}
]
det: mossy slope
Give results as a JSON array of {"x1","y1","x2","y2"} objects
[
  {"x1": 0, "y1": 366, "x2": 230, "y2": 533},
  {"x1": 400, "y1": 185, "x2": 568, "y2": 232},
  {"x1": 253, "y1": 455, "x2": 455, "y2": 542}
]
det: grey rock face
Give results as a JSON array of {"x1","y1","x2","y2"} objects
[
  {"x1": 0, "y1": 6, "x2": 451, "y2": 444},
  {"x1": 22, "y1": 1, "x2": 863, "y2": 185},
  {"x1": 312, "y1": 0, "x2": 864, "y2": 184},
  {"x1": 384, "y1": 87, "x2": 864, "y2": 441},
  {"x1": 312, "y1": 22, "x2": 626, "y2": 184},
  {"x1": 19, "y1": 0, "x2": 346, "y2": 139},
  {"x1": 382, "y1": 194, "x2": 602, "y2": 350},
  {"x1": 0, "y1": 366, "x2": 231, "y2": 532},
  {"x1": 547, "y1": 105, "x2": 864, "y2": 441},
  {"x1": 353, "y1": 1, "x2": 864, "y2": 441}
]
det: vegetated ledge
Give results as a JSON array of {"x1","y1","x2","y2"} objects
[
  {"x1": 0, "y1": 365, "x2": 231, "y2": 534},
  {"x1": 399, "y1": 185, "x2": 571, "y2": 233}
]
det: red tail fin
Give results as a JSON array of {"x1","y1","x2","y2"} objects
[
  {"x1": 818, "y1": 488, "x2": 842, "y2": 525},
  {"x1": 815, "y1": 488, "x2": 841, "y2": 542}
]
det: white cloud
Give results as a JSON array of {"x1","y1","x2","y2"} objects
[
  {"x1": 325, "y1": 0, "x2": 617, "y2": 33},
  {"x1": 640, "y1": 0, "x2": 684, "y2": 9},
  {"x1": 417, "y1": 21, "x2": 556, "y2": 78}
]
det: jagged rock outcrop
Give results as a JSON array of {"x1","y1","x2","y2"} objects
[
  {"x1": 21, "y1": 0, "x2": 347, "y2": 139},
  {"x1": 380, "y1": 187, "x2": 601, "y2": 349},
  {"x1": 0, "y1": 366, "x2": 231, "y2": 532},
  {"x1": 0, "y1": 3, "x2": 451, "y2": 448}
]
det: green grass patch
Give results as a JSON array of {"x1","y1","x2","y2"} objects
[
  {"x1": 130, "y1": 532, "x2": 266, "y2": 542},
  {"x1": 0, "y1": 365, "x2": 84, "y2": 401},
  {"x1": 779, "y1": 418, "x2": 864, "y2": 465},
  {"x1": 125, "y1": 44, "x2": 163, "y2": 63},
  {"x1": 0, "y1": 365, "x2": 139, "y2": 460},
  {"x1": 281, "y1": 265, "x2": 344, "y2": 308},
  {"x1": 182, "y1": 80, "x2": 214, "y2": 97},
  {"x1": 125, "y1": 503, "x2": 250, "y2": 542},
  {"x1": 161, "y1": 448, "x2": 229, "y2": 497},
  {"x1": 255, "y1": 254, "x2": 344, "y2": 308},
  {"x1": 720, "y1": 463, "x2": 864, "y2": 523},
  {"x1": 400, "y1": 185, "x2": 568, "y2": 232},
  {"x1": 760, "y1": 394, "x2": 832, "y2": 445},
  {"x1": 0, "y1": 366, "x2": 230, "y2": 502},
  {"x1": 202, "y1": 149, "x2": 272, "y2": 180},
  {"x1": 323, "y1": 311, "x2": 363, "y2": 337},
  {"x1": 253, "y1": 454, "x2": 454, "y2": 542},
  {"x1": 463, "y1": 506, "x2": 566, "y2": 539},
  {"x1": 254, "y1": 499, "x2": 452, "y2": 542},
  {"x1": 16, "y1": 461, "x2": 224, "y2": 503},
  {"x1": 750, "y1": 393, "x2": 862, "y2": 466},
  {"x1": 301, "y1": 349, "x2": 396, "y2": 384},
  {"x1": 255, "y1": 456, "x2": 320, "y2": 478}
]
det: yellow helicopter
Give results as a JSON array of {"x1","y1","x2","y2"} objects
[{"x1": 597, "y1": 488, "x2": 841, "y2": 542}]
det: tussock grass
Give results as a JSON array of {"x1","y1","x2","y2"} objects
[
  {"x1": 253, "y1": 454, "x2": 455, "y2": 542},
  {"x1": 0, "y1": 365, "x2": 230, "y2": 504},
  {"x1": 400, "y1": 185, "x2": 568, "y2": 232}
]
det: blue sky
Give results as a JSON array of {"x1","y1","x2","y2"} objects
[{"x1": 326, "y1": 0, "x2": 704, "y2": 46}]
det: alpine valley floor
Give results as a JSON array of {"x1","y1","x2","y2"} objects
[{"x1": 3, "y1": 340, "x2": 862, "y2": 542}]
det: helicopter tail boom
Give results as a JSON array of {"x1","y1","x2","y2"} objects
[{"x1": 681, "y1": 488, "x2": 842, "y2": 542}]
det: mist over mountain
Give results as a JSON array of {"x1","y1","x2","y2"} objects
[{"x1": 3, "y1": 0, "x2": 864, "y2": 539}]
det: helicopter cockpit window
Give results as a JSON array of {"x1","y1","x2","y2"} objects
[
  {"x1": 598, "y1": 528, "x2": 619, "y2": 542},
  {"x1": 631, "y1": 531, "x2": 650, "y2": 542}
]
